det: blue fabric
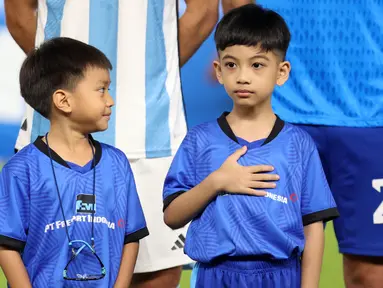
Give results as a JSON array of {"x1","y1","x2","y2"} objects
[
  {"x1": 145, "y1": 0, "x2": 171, "y2": 157},
  {"x1": 66, "y1": 160, "x2": 93, "y2": 174},
  {"x1": 300, "y1": 125, "x2": 383, "y2": 256},
  {"x1": 258, "y1": 0, "x2": 383, "y2": 127},
  {"x1": 192, "y1": 257, "x2": 301, "y2": 288},
  {"x1": 88, "y1": 0, "x2": 118, "y2": 146},
  {"x1": 163, "y1": 118, "x2": 337, "y2": 262},
  {"x1": 0, "y1": 141, "x2": 147, "y2": 287}
]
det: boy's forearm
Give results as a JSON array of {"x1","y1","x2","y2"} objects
[
  {"x1": 164, "y1": 172, "x2": 221, "y2": 230},
  {"x1": 0, "y1": 247, "x2": 32, "y2": 288},
  {"x1": 301, "y1": 222, "x2": 324, "y2": 288},
  {"x1": 179, "y1": 0, "x2": 219, "y2": 67},
  {"x1": 4, "y1": 0, "x2": 37, "y2": 54},
  {"x1": 114, "y1": 242, "x2": 139, "y2": 288}
]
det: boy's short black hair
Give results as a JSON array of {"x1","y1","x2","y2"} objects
[
  {"x1": 20, "y1": 37, "x2": 112, "y2": 118},
  {"x1": 215, "y1": 4, "x2": 290, "y2": 59}
]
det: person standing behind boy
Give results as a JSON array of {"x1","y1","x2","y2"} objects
[
  {"x1": 0, "y1": 37, "x2": 149, "y2": 288},
  {"x1": 163, "y1": 4, "x2": 339, "y2": 288}
]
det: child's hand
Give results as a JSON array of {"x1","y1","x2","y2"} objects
[{"x1": 213, "y1": 146, "x2": 279, "y2": 196}]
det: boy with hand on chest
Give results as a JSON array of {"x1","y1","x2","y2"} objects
[{"x1": 163, "y1": 4, "x2": 339, "y2": 288}]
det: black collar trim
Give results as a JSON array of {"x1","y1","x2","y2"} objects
[
  {"x1": 33, "y1": 134, "x2": 102, "y2": 169},
  {"x1": 217, "y1": 112, "x2": 285, "y2": 146}
]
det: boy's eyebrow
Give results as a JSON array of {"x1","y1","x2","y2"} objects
[
  {"x1": 221, "y1": 54, "x2": 270, "y2": 61},
  {"x1": 97, "y1": 80, "x2": 111, "y2": 85},
  {"x1": 221, "y1": 54, "x2": 238, "y2": 61},
  {"x1": 250, "y1": 55, "x2": 270, "y2": 61}
]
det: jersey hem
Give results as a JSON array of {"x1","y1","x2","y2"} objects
[
  {"x1": 282, "y1": 116, "x2": 383, "y2": 128},
  {"x1": 339, "y1": 246, "x2": 383, "y2": 257},
  {"x1": 134, "y1": 256, "x2": 194, "y2": 273},
  {"x1": 302, "y1": 207, "x2": 339, "y2": 226},
  {"x1": 0, "y1": 235, "x2": 25, "y2": 251},
  {"x1": 163, "y1": 191, "x2": 185, "y2": 211},
  {"x1": 124, "y1": 227, "x2": 149, "y2": 244}
]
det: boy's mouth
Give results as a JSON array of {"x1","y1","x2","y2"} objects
[{"x1": 234, "y1": 89, "x2": 254, "y2": 97}]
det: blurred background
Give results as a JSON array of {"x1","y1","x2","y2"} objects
[
  {"x1": 0, "y1": 0, "x2": 25, "y2": 162},
  {"x1": 0, "y1": 1, "x2": 344, "y2": 287}
]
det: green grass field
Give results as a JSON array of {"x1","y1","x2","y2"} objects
[{"x1": 0, "y1": 222, "x2": 344, "y2": 287}]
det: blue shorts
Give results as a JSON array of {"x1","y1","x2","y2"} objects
[
  {"x1": 191, "y1": 257, "x2": 301, "y2": 288},
  {"x1": 299, "y1": 125, "x2": 383, "y2": 256}
]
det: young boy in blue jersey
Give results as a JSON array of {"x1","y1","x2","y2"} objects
[
  {"x1": 163, "y1": 4, "x2": 339, "y2": 288},
  {"x1": 0, "y1": 37, "x2": 149, "y2": 288}
]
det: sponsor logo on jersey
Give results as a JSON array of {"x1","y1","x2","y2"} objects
[
  {"x1": 265, "y1": 192, "x2": 288, "y2": 204},
  {"x1": 76, "y1": 194, "x2": 96, "y2": 214}
]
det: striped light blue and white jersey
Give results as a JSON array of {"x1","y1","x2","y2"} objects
[{"x1": 15, "y1": 0, "x2": 187, "y2": 159}]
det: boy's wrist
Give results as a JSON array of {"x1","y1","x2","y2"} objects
[{"x1": 208, "y1": 170, "x2": 225, "y2": 193}]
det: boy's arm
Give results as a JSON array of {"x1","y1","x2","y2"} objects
[
  {"x1": 0, "y1": 247, "x2": 32, "y2": 288},
  {"x1": 299, "y1": 146, "x2": 339, "y2": 287},
  {"x1": 164, "y1": 146, "x2": 277, "y2": 229},
  {"x1": 113, "y1": 242, "x2": 139, "y2": 288},
  {"x1": 164, "y1": 170, "x2": 221, "y2": 229},
  {"x1": 4, "y1": 0, "x2": 38, "y2": 54},
  {"x1": 301, "y1": 222, "x2": 324, "y2": 288},
  {"x1": 178, "y1": 0, "x2": 219, "y2": 67}
]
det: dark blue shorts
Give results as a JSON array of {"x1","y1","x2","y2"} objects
[
  {"x1": 299, "y1": 125, "x2": 383, "y2": 256},
  {"x1": 191, "y1": 257, "x2": 301, "y2": 288}
]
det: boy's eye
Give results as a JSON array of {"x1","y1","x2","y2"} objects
[
  {"x1": 225, "y1": 62, "x2": 237, "y2": 69},
  {"x1": 252, "y1": 63, "x2": 264, "y2": 69},
  {"x1": 98, "y1": 87, "x2": 111, "y2": 93}
]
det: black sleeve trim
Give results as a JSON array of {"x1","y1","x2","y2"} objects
[
  {"x1": 0, "y1": 235, "x2": 25, "y2": 252},
  {"x1": 124, "y1": 227, "x2": 149, "y2": 244},
  {"x1": 303, "y1": 207, "x2": 340, "y2": 226},
  {"x1": 163, "y1": 191, "x2": 185, "y2": 211}
]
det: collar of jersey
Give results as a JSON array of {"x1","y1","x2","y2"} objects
[
  {"x1": 33, "y1": 134, "x2": 102, "y2": 169},
  {"x1": 217, "y1": 111, "x2": 285, "y2": 147}
]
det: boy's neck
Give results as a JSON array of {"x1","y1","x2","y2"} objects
[
  {"x1": 44, "y1": 121, "x2": 94, "y2": 166},
  {"x1": 227, "y1": 104, "x2": 276, "y2": 143}
]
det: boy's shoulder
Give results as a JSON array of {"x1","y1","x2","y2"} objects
[
  {"x1": 185, "y1": 120, "x2": 219, "y2": 140},
  {"x1": 98, "y1": 141, "x2": 126, "y2": 159},
  {"x1": 96, "y1": 140, "x2": 133, "y2": 172},
  {"x1": 1, "y1": 143, "x2": 42, "y2": 188},
  {"x1": 3, "y1": 143, "x2": 39, "y2": 173},
  {"x1": 281, "y1": 122, "x2": 317, "y2": 152},
  {"x1": 181, "y1": 120, "x2": 220, "y2": 150}
]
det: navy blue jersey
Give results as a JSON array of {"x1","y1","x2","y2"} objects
[
  {"x1": 256, "y1": 0, "x2": 383, "y2": 127},
  {"x1": 0, "y1": 137, "x2": 148, "y2": 287},
  {"x1": 163, "y1": 113, "x2": 338, "y2": 263}
]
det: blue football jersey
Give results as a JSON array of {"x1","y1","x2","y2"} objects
[
  {"x1": 0, "y1": 137, "x2": 149, "y2": 287},
  {"x1": 163, "y1": 113, "x2": 339, "y2": 263},
  {"x1": 256, "y1": 0, "x2": 383, "y2": 127}
]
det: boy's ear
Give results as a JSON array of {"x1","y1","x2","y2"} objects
[
  {"x1": 52, "y1": 89, "x2": 72, "y2": 114},
  {"x1": 213, "y1": 60, "x2": 224, "y2": 85},
  {"x1": 276, "y1": 61, "x2": 291, "y2": 86}
]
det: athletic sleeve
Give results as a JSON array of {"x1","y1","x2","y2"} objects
[
  {"x1": 163, "y1": 131, "x2": 196, "y2": 211},
  {"x1": 0, "y1": 167, "x2": 29, "y2": 251},
  {"x1": 124, "y1": 166, "x2": 149, "y2": 244},
  {"x1": 301, "y1": 148, "x2": 339, "y2": 226}
]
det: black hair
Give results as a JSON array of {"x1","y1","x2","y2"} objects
[
  {"x1": 215, "y1": 4, "x2": 290, "y2": 59},
  {"x1": 19, "y1": 37, "x2": 112, "y2": 118}
]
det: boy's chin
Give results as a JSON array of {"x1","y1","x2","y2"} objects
[
  {"x1": 89, "y1": 124, "x2": 109, "y2": 134},
  {"x1": 96, "y1": 125, "x2": 108, "y2": 132}
]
